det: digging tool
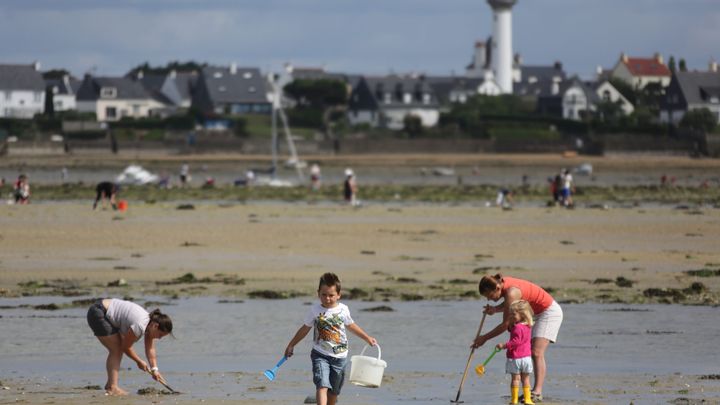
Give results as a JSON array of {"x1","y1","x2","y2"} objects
[
  {"x1": 264, "y1": 356, "x2": 288, "y2": 381},
  {"x1": 451, "y1": 312, "x2": 487, "y2": 403},
  {"x1": 474, "y1": 347, "x2": 501, "y2": 376},
  {"x1": 146, "y1": 370, "x2": 179, "y2": 394}
]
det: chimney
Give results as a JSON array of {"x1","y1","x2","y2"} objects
[
  {"x1": 654, "y1": 52, "x2": 664, "y2": 64},
  {"x1": 169, "y1": 69, "x2": 177, "y2": 79},
  {"x1": 136, "y1": 70, "x2": 144, "y2": 80},
  {"x1": 554, "y1": 61, "x2": 563, "y2": 71},
  {"x1": 230, "y1": 63, "x2": 237, "y2": 75},
  {"x1": 621, "y1": 52, "x2": 628, "y2": 64},
  {"x1": 63, "y1": 74, "x2": 72, "y2": 92},
  {"x1": 596, "y1": 65, "x2": 603, "y2": 77},
  {"x1": 33, "y1": 61, "x2": 41, "y2": 71},
  {"x1": 514, "y1": 53, "x2": 522, "y2": 66},
  {"x1": 710, "y1": 59, "x2": 718, "y2": 73}
]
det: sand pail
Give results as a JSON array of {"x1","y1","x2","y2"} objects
[
  {"x1": 349, "y1": 344, "x2": 387, "y2": 388},
  {"x1": 117, "y1": 200, "x2": 128, "y2": 212}
]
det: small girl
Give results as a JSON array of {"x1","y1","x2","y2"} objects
[{"x1": 496, "y1": 300, "x2": 535, "y2": 405}]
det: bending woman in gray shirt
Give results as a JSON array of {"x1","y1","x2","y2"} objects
[{"x1": 86, "y1": 298, "x2": 173, "y2": 396}]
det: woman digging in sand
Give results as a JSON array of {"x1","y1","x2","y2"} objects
[
  {"x1": 86, "y1": 298, "x2": 173, "y2": 395},
  {"x1": 472, "y1": 274, "x2": 563, "y2": 403}
]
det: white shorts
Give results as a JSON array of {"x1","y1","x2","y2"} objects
[
  {"x1": 506, "y1": 356, "x2": 533, "y2": 375},
  {"x1": 532, "y1": 300, "x2": 563, "y2": 343}
]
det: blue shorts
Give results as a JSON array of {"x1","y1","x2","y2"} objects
[
  {"x1": 311, "y1": 349, "x2": 347, "y2": 394},
  {"x1": 506, "y1": 356, "x2": 534, "y2": 375},
  {"x1": 561, "y1": 188, "x2": 571, "y2": 198}
]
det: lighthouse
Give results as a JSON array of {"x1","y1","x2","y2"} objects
[{"x1": 488, "y1": 0, "x2": 517, "y2": 94}]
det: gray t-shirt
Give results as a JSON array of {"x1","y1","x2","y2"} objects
[{"x1": 106, "y1": 299, "x2": 149, "y2": 340}]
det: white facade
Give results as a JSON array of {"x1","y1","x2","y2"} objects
[
  {"x1": 0, "y1": 89, "x2": 44, "y2": 119},
  {"x1": 348, "y1": 108, "x2": 439, "y2": 130},
  {"x1": 562, "y1": 86, "x2": 593, "y2": 121},
  {"x1": 595, "y1": 81, "x2": 634, "y2": 115},
  {"x1": 77, "y1": 98, "x2": 165, "y2": 122},
  {"x1": 489, "y1": 1, "x2": 516, "y2": 94}
]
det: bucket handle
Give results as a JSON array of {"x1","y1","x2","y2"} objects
[{"x1": 359, "y1": 344, "x2": 382, "y2": 360}]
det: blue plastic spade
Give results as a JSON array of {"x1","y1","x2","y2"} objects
[{"x1": 264, "y1": 356, "x2": 288, "y2": 381}]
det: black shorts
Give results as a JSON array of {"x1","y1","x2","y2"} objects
[{"x1": 87, "y1": 299, "x2": 118, "y2": 337}]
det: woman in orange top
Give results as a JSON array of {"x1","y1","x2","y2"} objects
[{"x1": 472, "y1": 274, "x2": 563, "y2": 403}]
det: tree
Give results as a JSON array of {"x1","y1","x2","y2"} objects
[
  {"x1": 668, "y1": 56, "x2": 676, "y2": 73},
  {"x1": 680, "y1": 108, "x2": 718, "y2": 132},
  {"x1": 127, "y1": 61, "x2": 206, "y2": 76},
  {"x1": 595, "y1": 100, "x2": 624, "y2": 123},
  {"x1": 679, "y1": 59, "x2": 688, "y2": 72},
  {"x1": 403, "y1": 114, "x2": 423, "y2": 138},
  {"x1": 283, "y1": 79, "x2": 349, "y2": 138}
]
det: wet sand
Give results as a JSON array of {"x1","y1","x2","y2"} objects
[{"x1": 1, "y1": 202, "x2": 719, "y2": 304}]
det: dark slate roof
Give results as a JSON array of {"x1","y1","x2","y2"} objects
[
  {"x1": 45, "y1": 76, "x2": 81, "y2": 95},
  {"x1": 560, "y1": 76, "x2": 599, "y2": 104},
  {"x1": 200, "y1": 66, "x2": 269, "y2": 104},
  {"x1": 76, "y1": 76, "x2": 151, "y2": 101},
  {"x1": 514, "y1": 65, "x2": 566, "y2": 97},
  {"x1": 0, "y1": 64, "x2": 45, "y2": 91},
  {"x1": 675, "y1": 71, "x2": 720, "y2": 105},
  {"x1": 424, "y1": 76, "x2": 486, "y2": 104},
  {"x1": 291, "y1": 68, "x2": 362, "y2": 88},
  {"x1": 174, "y1": 72, "x2": 198, "y2": 101},
  {"x1": 361, "y1": 76, "x2": 439, "y2": 108}
]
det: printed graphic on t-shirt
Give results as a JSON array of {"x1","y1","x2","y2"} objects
[{"x1": 314, "y1": 312, "x2": 348, "y2": 355}]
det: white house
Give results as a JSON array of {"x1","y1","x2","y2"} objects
[
  {"x1": 594, "y1": 80, "x2": 634, "y2": 116},
  {"x1": 425, "y1": 73, "x2": 501, "y2": 107},
  {"x1": 660, "y1": 62, "x2": 720, "y2": 125},
  {"x1": 76, "y1": 75, "x2": 165, "y2": 121},
  {"x1": 348, "y1": 76, "x2": 440, "y2": 130},
  {"x1": 0, "y1": 62, "x2": 46, "y2": 119},
  {"x1": 45, "y1": 75, "x2": 80, "y2": 112},
  {"x1": 611, "y1": 53, "x2": 672, "y2": 89},
  {"x1": 561, "y1": 77, "x2": 598, "y2": 121}
]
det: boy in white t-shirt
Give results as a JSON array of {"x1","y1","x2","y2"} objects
[{"x1": 285, "y1": 273, "x2": 377, "y2": 405}]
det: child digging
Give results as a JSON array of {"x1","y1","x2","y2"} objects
[
  {"x1": 497, "y1": 300, "x2": 535, "y2": 405},
  {"x1": 284, "y1": 273, "x2": 378, "y2": 405}
]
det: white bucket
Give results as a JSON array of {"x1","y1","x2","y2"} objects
[{"x1": 349, "y1": 344, "x2": 387, "y2": 388}]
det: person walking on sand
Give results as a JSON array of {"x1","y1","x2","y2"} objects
[
  {"x1": 13, "y1": 174, "x2": 30, "y2": 204},
  {"x1": 310, "y1": 163, "x2": 322, "y2": 191},
  {"x1": 284, "y1": 273, "x2": 378, "y2": 405},
  {"x1": 343, "y1": 168, "x2": 359, "y2": 206},
  {"x1": 473, "y1": 274, "x2": 563, "y2": 403},
  {"x1": 86, "y1": 298, "x2": 173, "y2": 396},
  {"x1": 496, "y1": 300, "x2": 536, "y2": 405},
  {"x1": 561, "y1": 169, "x2": 574, "y2": 207},
  {"x1": 179, "y1": 163, "x2": 191, "y2": 187},
  {"x1": 93, "y1": 181, "x2": 119, "y2": 210}
]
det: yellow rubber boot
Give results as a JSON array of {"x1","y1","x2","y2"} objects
[
  {"x1": 510, "y1": 386, "x2": 519, "y2": 404},
  {"x1": 523, "y1": 386, "x2": 534, "y2": 404}
]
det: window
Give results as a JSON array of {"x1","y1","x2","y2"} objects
[
  {"x1": 4, "y1": 91, "x2": 10, "y2": 100},
  {"x1": 106, "y1": 106, "x2": 117, "y2": 119},
  {"x1": 100, "y1": 87, "x2": 117, "y2": 98},
  {"x1": 132, "y1": 104, "x2": 140, "y2": 115},
  {"x1": 243, "y1": 72, "x2": 252, "y2": 79},
  {"x1": 403, "y1": 93, "x2": 412, "y2": 104},
  {"x1": 424, "y1": 93, "x2": 432, "y2": 104},
  {"x1": 384, "y1": 93, "x2": 391, "y2": 104},
  {"x1": 248, "y1": 86, "x2": 256, "y2": 93},
  {"x1": 214, "y1": 72, "x2": 223, "y2": 79},
  {"x1": 218, "y1": 86, "x2": 227, "y2": 92},
  {"x1": 34, "y1": 92, "x2": 42, "y2": 102},
  {"x1": 55, "y1": 101, "x2": 64, "y2": 109},
  {"x1": 602, "y1": 90, "x2": 611, "y2": 101}
]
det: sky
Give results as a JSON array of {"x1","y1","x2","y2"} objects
[{"x1": 1, "y1": 0, "x2": 718, "y2": 79}]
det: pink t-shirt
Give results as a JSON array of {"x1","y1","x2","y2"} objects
[{"x1": 505, "y1": 323, "x2": 532, "y2": 359}]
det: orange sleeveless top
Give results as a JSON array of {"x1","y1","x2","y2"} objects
[{"x1": 502, "y1": 276, "x2": 554, "y2": 315}]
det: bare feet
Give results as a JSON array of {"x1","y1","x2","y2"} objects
[{"x1": 105, "y1": 386, "x2": 128, "y2": 396}]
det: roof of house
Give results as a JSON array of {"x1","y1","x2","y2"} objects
[
  {"x1": 200, "y1": 66, "x2": 269, "y2": 104},
  {"x1": 0, "y1": 64, "x2": 46, "y2": 91},
  {"x1": 561, "y1": 76, "x2": 600, "y2": 104},
  {"x1": 514, "y1": 65, "x2": 566, "y2": 97},
  {"x1": 623, "y1": 57, "x2": 671, "y2": 77},
  {"x1": 174, "y1": 72, "x2": 198, "y2": 101},
  {"x1": 290, "y1": 68, "x2": 362, "y2": 88},
  {"x1": 357, "y1": 75, "x2": 439, "y2": 108},
  {"x1": 76, "y1": 76, "x2": 151, "y2": 101},
  {"x1": 45, "y1": 76, "x2": 81, "y2": 95},
  {"x1": 674, "y1": 71, "x2": 720, "y2": 104},
  {"x1": 424, "y1": 76, "x2": 487, "y2": 104}
]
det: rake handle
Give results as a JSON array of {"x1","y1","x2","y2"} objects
[
  {"x1": 146, "y1": 370, "x2": 178, "y2": 393},
  {"x1": 452, "y1": 312, "x2": 487, "y2": 402}
]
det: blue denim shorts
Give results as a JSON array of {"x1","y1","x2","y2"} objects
[{"x1": 311, "y1": 349, "x2": 348, "y2": 394}]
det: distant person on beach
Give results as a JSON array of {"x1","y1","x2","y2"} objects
[
  {"x1": 496, "y1": 300, "x2": 536, "y2": 405},
  {"x1": 473, "y1": 274, "x2": 563, "y2": 403},
  {"x1": 343, "y1": 168, "x2": 358, "y2": 206},
  {"x1": 496, "y1": 188, "x2": 514, "y2": 208},
  {"x1": 310, "y1": 163, "x2": 322, "y2": 191},
  {"x1": 552, "y1": 173, "x2": 563, "y2": 205},
  {"x1": 13, "y1": 174, "x2": 30, "y2": 204},
  {"x1": 86, "y1": 298, "x2": 173, "y2": 396},
  {"x1": 284, "y1": 273, "x2": 377, "y2": 405},
  {"x1": 561, "y1": 169, "x2": 574, "y2": 207},
  {"x1": 179, "y1": 163, "x2": 191, "y2": 187},
  {"x1": 93, "y1": 181, "x2": 119, "y2": 210}
]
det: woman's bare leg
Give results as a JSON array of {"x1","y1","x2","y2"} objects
[{"x1": 97, "y1": 334, "x2": 127, "y2": 395}]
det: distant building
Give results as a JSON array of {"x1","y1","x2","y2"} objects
[
  {"x1": 611, "y1": 53, "x2": 672, "y2": 89},
  {"x1": 0, "y1": 62, "x2": 46, "y2": 119},
  {"x1": 514, "y1": 62, "x2": 567, "y2": 117},
  {"x1": 660, "y1": 62, "x2": 720, "y2": 124},
  {"x1": 348, "y1": 75, "x2": 440, "y2": 130},
  {"x1": 560, "y1": 77, "x2": 634, "y2": 121},
  {"x1": 192, "y1": 64, "x2": 271, "y2": 115},
  {"x1": 425, "y1": 74, "x2": 501, "y2": 108},
  {"x1": 131, "y1": 70, "x2": 198, "y2": 117},
  {"x1": 45, "y1": 74, "x2": 80, "y2": 112},
  {"x1": 76, "y1": 75, "x2": 163, "y2": 121}
]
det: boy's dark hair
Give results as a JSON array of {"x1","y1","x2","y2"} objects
[
  {"x1": 318, "y1": 272, "x2": 341, "y2": 293},
  {"x1": 149, "y1": 308, "x2": 173, "y2": 334}
]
